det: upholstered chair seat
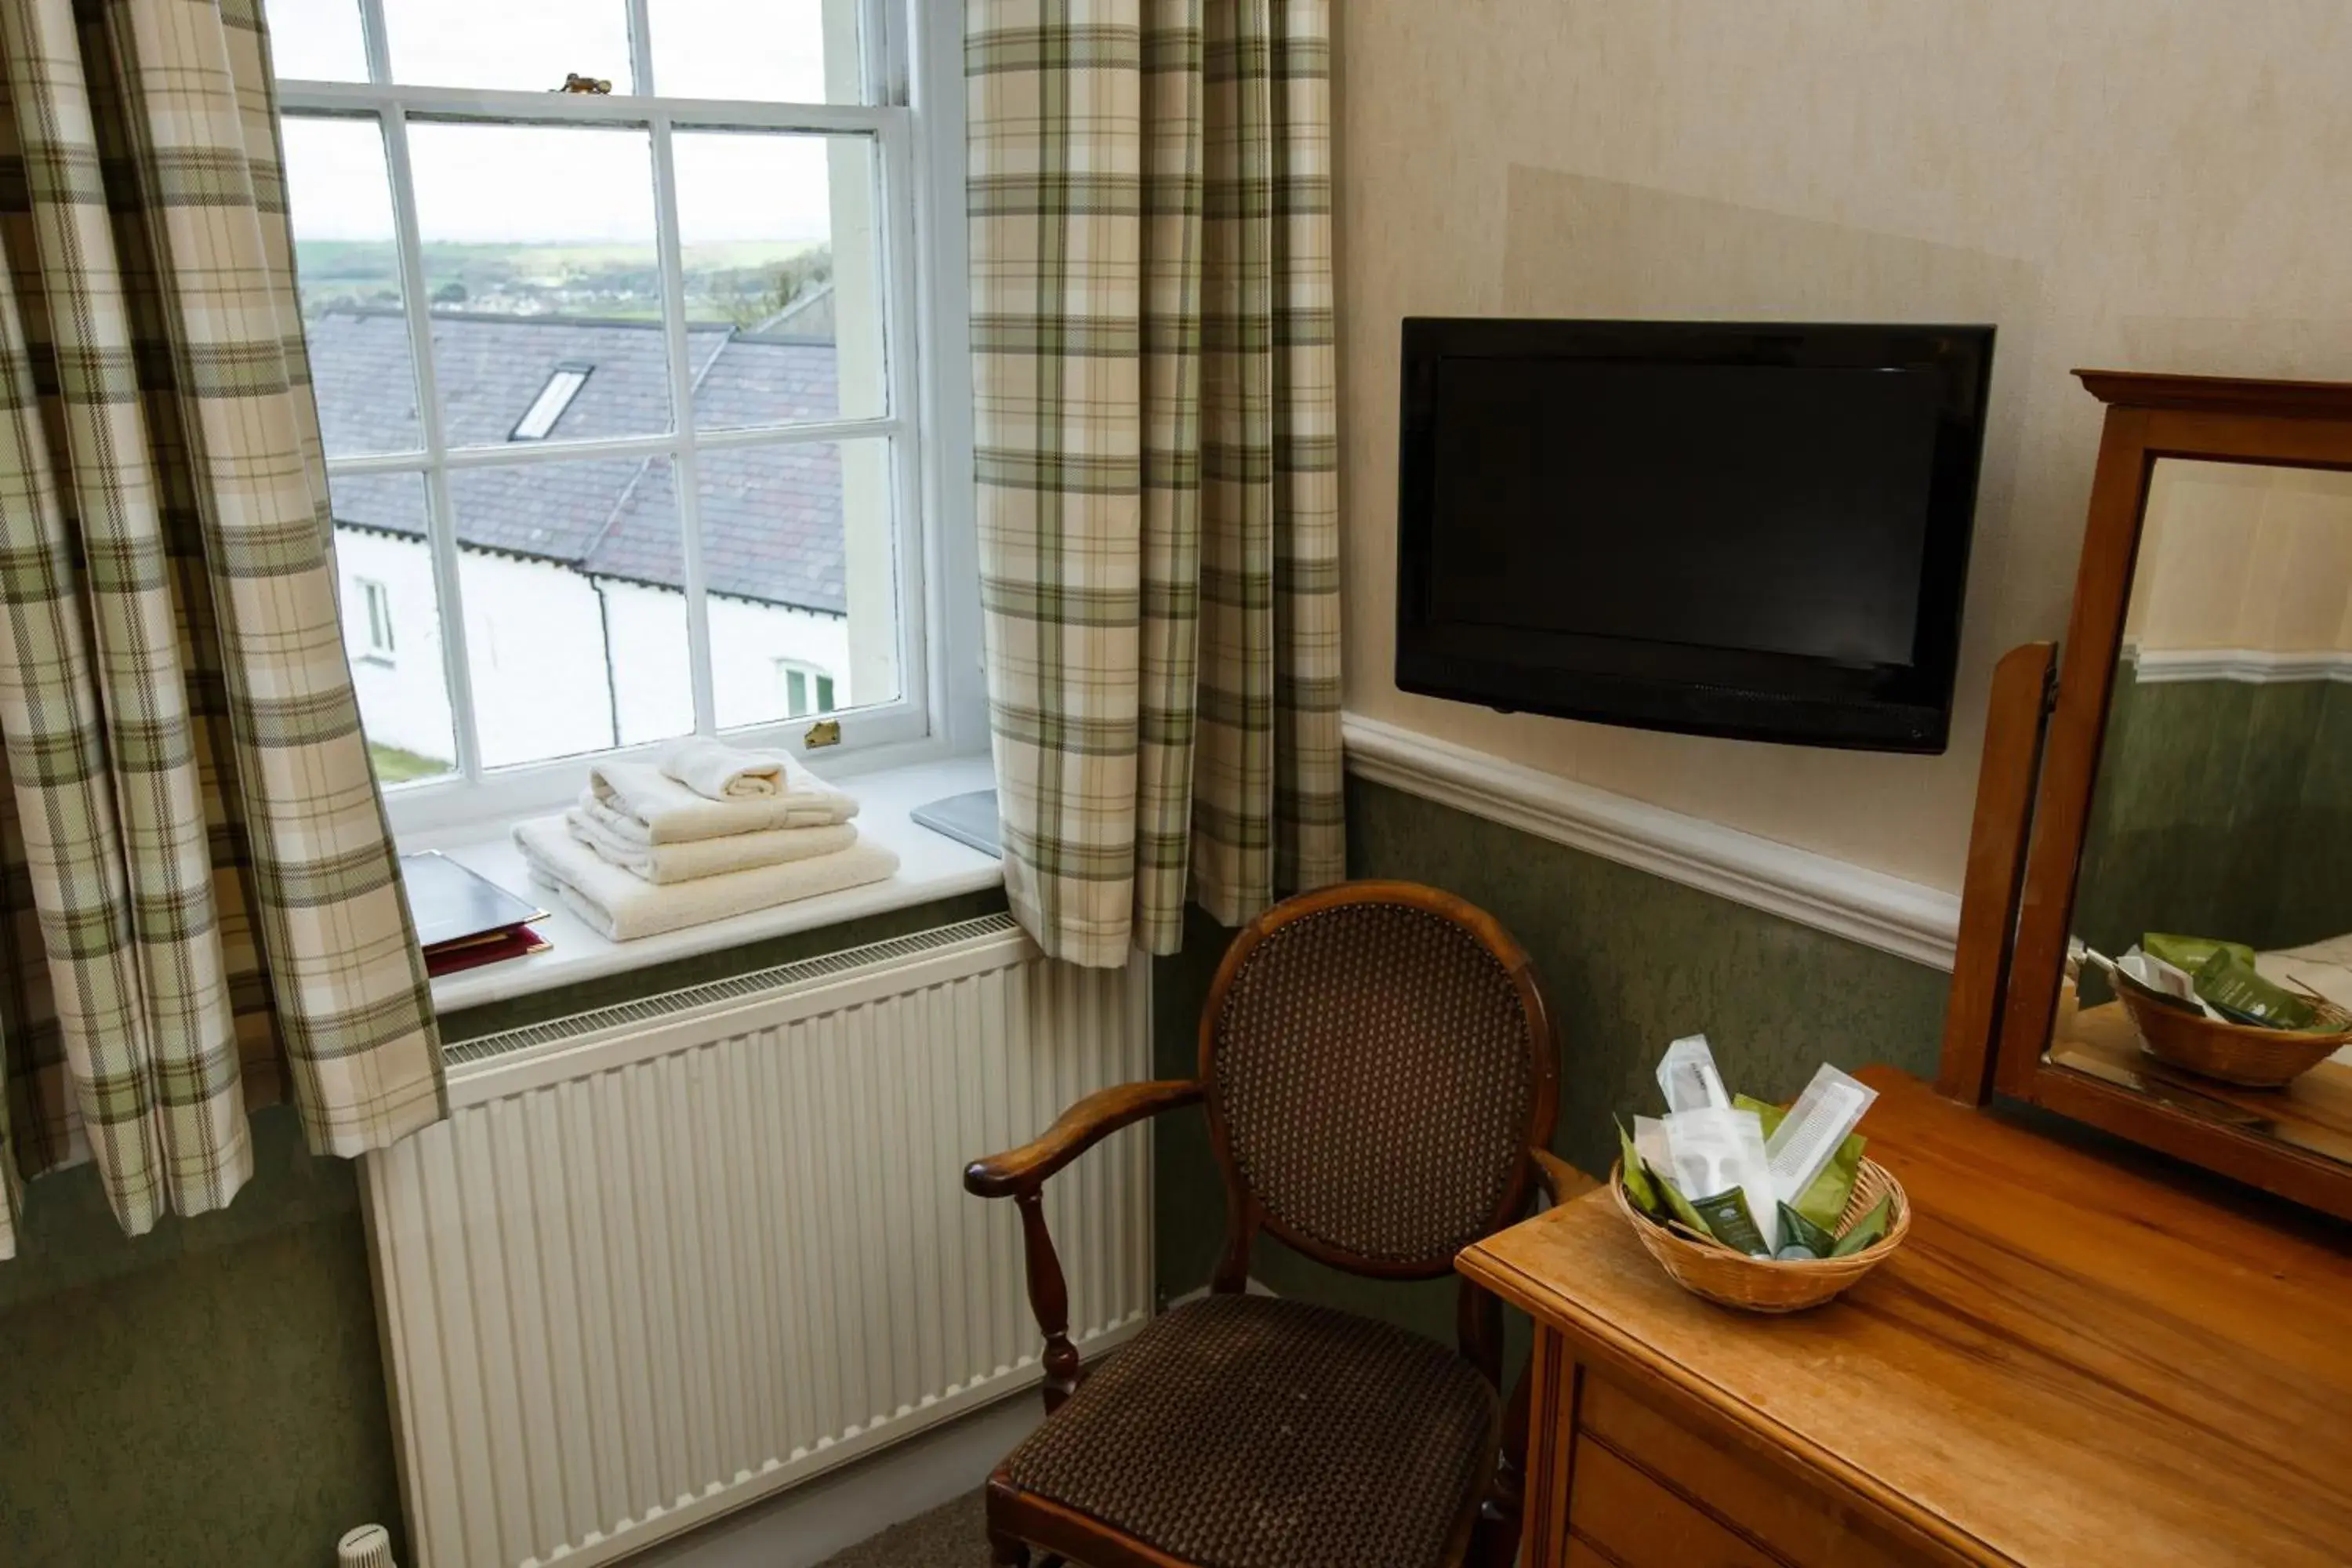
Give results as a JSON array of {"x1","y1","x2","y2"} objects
[{"x1": 999, "y1": 1293, "x2": 1499, "y2": 1568}]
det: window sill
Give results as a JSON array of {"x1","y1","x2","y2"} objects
[{"x1": 417, "y1": 751, "x2": 1001, "y2": 1018}]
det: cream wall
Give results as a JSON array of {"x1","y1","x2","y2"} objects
[{"x1": 1335, "y1": 1, "x2": 2352, "y2": 891}]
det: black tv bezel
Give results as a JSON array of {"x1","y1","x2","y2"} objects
[{"x1": 1395, "y1": 318, "x2": 1995, "y2": 754}]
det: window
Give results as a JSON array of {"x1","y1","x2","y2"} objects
[
  {"x1": 510, "y1": 365, "x2": 591, "y2": 441},
  {"x1": 775, "y1": 659, "x2": 837, "y2": 718},
  {"x1": 270, "y1": 0, "x2": 967, "y2": 824},
  {"x1": 359, "y1": 578, "x2": 396, "y2": 658}
]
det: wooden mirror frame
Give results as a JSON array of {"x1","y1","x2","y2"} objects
[{"x1": 1974, "y1": 370, "x2": 2352, "y2": 1219}]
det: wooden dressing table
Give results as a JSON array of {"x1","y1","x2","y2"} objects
[
  {"x1": 1451, "y1": 372, "x2": 2352, "y2": 1566},
  {"x1": 1457, "y1": 1069, "x2": 2352, "y2": 1567}
]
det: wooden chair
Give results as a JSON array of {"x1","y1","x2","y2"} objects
[{"x1": 964, "y1": 880, "x2": 1583, "y2": 1568}]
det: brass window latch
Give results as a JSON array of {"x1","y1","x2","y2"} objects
[
  {"x1": 554, "y1": 73, "x2": 612, "y2": 94},
  {"x1": 804, "y1": 718, "x2": 842, "y2": 749}
]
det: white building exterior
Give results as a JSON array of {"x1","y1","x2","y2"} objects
[{"x1": 336, "y1": 528, "x2": 852, "y2": 771}]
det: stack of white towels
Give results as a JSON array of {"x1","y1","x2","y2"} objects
[{"x1": 512, "y1": 739, "x2": 900, "y2": 942}]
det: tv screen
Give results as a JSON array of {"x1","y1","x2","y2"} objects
[{"x1": 1396, "y1": 319, "x2": 1994, "y2": 753}]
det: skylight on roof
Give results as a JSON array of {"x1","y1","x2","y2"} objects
[{"x1": 510, "y1": 364, "x2": 591, "y2": 441}]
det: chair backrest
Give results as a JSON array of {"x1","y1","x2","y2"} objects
[{"x1": 1200, "y1": 881, "x2": 1558, "y2": 1283}]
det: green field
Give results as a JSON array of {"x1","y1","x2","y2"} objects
[
  {"x1": 296, "y1": 239, "x2": 830, "y2": 327},
  {"x1": 368, "y1": 742, "x2": 453, "y2": 786}
]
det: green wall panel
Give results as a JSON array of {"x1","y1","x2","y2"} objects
[
  {"x1": 0, "y1": 1109, "x2": 401, "y2": 1568},
  {"x1": 2074, "y1": 669, "x2": 2352, "y2": 971},
  {"x1": 1152, "y1": 775, "x2": 1952, "y2": 1346}
]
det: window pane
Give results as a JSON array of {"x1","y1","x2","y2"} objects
[
  {"x1": 706, "y1": 439, "x2": 895, "y2": 731},
  {"x1": 676, "y1": 132, "x2": 883, "y2": 428},
  {"x1": 382, "y1": 0, "x2": 631, "y2": 93},
  {"x1": 648, "y1": 0, "x2": 859, "y2": 103},
  {"x1": 328, "y1": 472, "x2": 458, "y2": 785},
  {"x1": 406, "y1": 125, "x2": 670, "y2": 445},
  {"x1": 262, "y1": 0, "x2": 369, "y2": 82},
  {"x1": 284, "y1": 117, "x2": 423, "y2": 457},
  {"x1": 452, "y1": 457, "x2": 693, "y2": 768}
]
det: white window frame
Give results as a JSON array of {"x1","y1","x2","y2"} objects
[{"x1": 281, "y1": 0, "x2": 980, "y2": 837}]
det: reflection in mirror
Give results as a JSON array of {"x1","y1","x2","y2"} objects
[{"x1": 2055, "y1": 459, "x2": 2352, "y2": 1167}]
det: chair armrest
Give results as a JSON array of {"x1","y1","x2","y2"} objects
[
  {"x1": 964, "y1": 1080, "x2": 1203, "y2": 1200},
  {"x1": 1531, "y1": 1146, "x2": 1601, "y2": 1208},
  {"x1": 965, "y1": 1078, "x2": 1203, "y2": 1414}
]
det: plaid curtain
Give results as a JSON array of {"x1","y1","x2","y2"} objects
[
  {"x1": 968, "y1": 0, "x2": 1344, "y2": 968},
  {"x1": 0, "y1": 0, "x2": 442, "y2": 1259}
]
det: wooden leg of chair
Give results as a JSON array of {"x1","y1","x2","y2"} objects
[
  {"x1": 1470, "y1": 1363, "x2": 1533, "y2": 1567},
  {"x1": 1014, "y1": 1189, "x2": 1082, "y2": 1413},
  {"x1": 989, "y1": 1528, "x2": 1031, "y2": 1566}
]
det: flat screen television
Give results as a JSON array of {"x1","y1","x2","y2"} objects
[{"x1": 1396, "y1": 318, "x2": 1995, "y2": 753}]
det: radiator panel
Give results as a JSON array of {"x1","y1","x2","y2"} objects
[{"x1": 363, "y1": 919, "x2": 1152, "y2": 1568}]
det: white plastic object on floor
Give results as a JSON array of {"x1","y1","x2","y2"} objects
[{"x1": 338, "y1": 1525, "x2": 396, "y2": 1568}]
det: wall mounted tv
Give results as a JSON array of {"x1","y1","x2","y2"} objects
[{"x1": 1396, "y1": 318, "x2": 1994, "y2": 753}]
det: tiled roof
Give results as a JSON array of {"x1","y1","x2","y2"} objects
[{"x1": 307, "y1": 308, "x2": 849, "y2": 613}]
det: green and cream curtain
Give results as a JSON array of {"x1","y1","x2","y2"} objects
[
  {"x1": 0, "y1": 0, "x2": 442, "y2": 1259},
  {"x1": 968, "y1": 0, "x2": 1345, "y2": 967}
]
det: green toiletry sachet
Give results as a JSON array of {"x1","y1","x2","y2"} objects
[
  {"x1": 2194, "y1": 951, "x2": 2318, "y2": 1029},
  {"x1": 1775, "y1": 1201, "x2": 1838, "y2": 1260},
  {"x1": 1689, "y1": 1188, "x2": 1772, "y2": 1257},
  {"x1": 1617, "y1": 1116, "x2": 1717, "y2": 1242},
  {"x1": 1651, "y1": 1168, "x2": 1717, "y2": 1241},
  {"x1": 2142, "y1": 932, "x2": 2256, "y2": 976},
  {"x1": 1736, "y1": 1093, "x2": 1867, "y2": 1229},
  {"x1": 1616, "y1": 1117, "x2": 1662, "y2": 1218},
  {"x1": 1831, "y1": 1194, "x2": 1896, "y2": 1256}
]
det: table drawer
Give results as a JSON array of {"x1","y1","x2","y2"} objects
[
  {"x1": 1570, "y1": 1436, "x2": 1780, "y2": 1567},
  {"x1": 1563, "y1": 1539, "x2": 1614, "y2": 1568},
  {"x1": 1576, "y1": 1374, "x2": 1922, "y2": 1568}
]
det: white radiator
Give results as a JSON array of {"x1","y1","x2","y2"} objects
[{"x1": 361, "y1": 915, "x2": 1153, "y2": 1568}]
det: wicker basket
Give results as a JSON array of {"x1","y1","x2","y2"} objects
[
  {"x1": 1611, "y1": 1159, "x2": 1909, "y2": 1314},
  {"x1": 2120, "y1": 987, "x2": 2351, "y2": 1088}
]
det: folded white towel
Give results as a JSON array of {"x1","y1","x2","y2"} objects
[
  {"x1": 662, "y1": 737, "x2": 786, "y2": 800},
  {"x1": 564, "y1": 808, "x2": 858, "y2": 884},
  {"x1": 514, "y1": 815, "x2": 899, "y2": 942},
  {"x1": 586, "y1": 757, "x2": 857, "y2": 845}
]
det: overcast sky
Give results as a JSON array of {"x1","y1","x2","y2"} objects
[{"x1": 268, "y1": 0, "x2": 847, "y2": 244}]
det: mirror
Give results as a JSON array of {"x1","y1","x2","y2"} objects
[{"x1": 2052, "y1": 457, "x2": 2352, "y2": 1169}]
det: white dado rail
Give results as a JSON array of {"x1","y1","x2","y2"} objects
[
  {"x1": 1340, "y1": 713, "x2": 1963, "y2": 971},
  {"x1": 2129, "y1": 646, "x2": 2352, "y2": 684}
]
